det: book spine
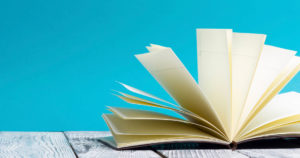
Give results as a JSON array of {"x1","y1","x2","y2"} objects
[{"x1": 229, "y1": 141, "x2": 238, "y2": 150}]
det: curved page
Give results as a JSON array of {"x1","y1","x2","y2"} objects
[
  {"x1": 231, "y1": 33, "x2": 266, "y2": 137},
  {"x1": 238, "y1": 45, "x2": 296, "y2": 132},
  {"x1": 108, "y1": 106, "x2": 226, "y2": 140},
  {"x1": 100, "y1": 135, "x2": 227, "y2": 149},
  {"x1": 241, "y1": 56, "x2": 300, "y2": 128},
  {"x1": 135, "y1": 45, "x2": 223, "y2": 133},
  {"x1": 240, "y1": 124, "x2": 300, "y2": 143},
  {"x1": 237, "y1": 92, "x2": 300, "y2": 140},
  {"x1": 118, "y1": 82, "x2": 178, "y2": 107},
  {"x1": 197, "y1": 29, "x2": 232, "y2": 137},
  {"x1": 114, "y1": 92, "x2": 226, "y2": 137},
  {"x1": 103, "y1": 114, "x2": 218, "y2": 139},
  {"x1": 101, "y1": 115, "x2": 226, "y2": 149}
]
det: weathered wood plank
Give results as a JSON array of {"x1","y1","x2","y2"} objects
[
  {"x1": 3, "y1": 131, "x2": 300, "y2": 158},
  {"x1": 158, "y1": 150, "x2": 248, "y2": 158},
  {"x1": 65, "y1": 131, "x2": 250, "y2": 158},
  {"x1": 238, "y1": 149, "x2": 300, "y2": 158},
  {"x1": 64, "y1": 131, "x2": 160, "y2": 158},
  {"x1": 154, "y1": 136, "x2": 300, "y2": 158},
  {"x1": 0, "y1": 132, "x2": 76, "y2": 158}
]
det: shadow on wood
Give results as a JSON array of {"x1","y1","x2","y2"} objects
[{"x1": 99, "y1": 137, "x2": 300, "y2": 150}]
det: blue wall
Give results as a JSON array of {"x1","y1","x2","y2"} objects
[{"x1": 0, "y1": 0, "x2": 299, "y2": 131}]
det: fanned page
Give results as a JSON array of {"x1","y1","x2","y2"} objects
[
  {"x1": 237, "y1": 46, "x2": 296, "y2": 132},
  {"x1": 102, "y1": 113, "x2": 227, "y2": 149},
  {"x1": 101, "y1": 134, "x2": 225, "y2": 149},
  {"x1": 108, "y1": 107, "x2": 226, "y2": 140},
  {"x1": 197, "y1": 29, "x2": 232, "y2": 137},
  {"x1": 240, "y1": 56, "x2": 300, "y2": 131},
  {"x1": 230, "y1": 33, "x2": 266, "y2": 138},
  {"x1": 118, "y1": 82, "x2": 178, "y2": 107},
  {"x1": 103, "y1": 114, "x2": 214, "y2": 137},
  {"x1": 135, "y1": 45, "x2": 224, "y2": 133},
  {"x1": 244, "y1": 123, "x2": 300, "y2": 143},
  {"x1": 114, "y1": 91, "x2": 225, "y2": 136},
  {"x1": 237, "y1": 92, "x2": 300, "y2": 142}
]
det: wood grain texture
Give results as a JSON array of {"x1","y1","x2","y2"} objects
[
  {"x1": 158, "y1": 150, "x2": 248, "y2": 158},
  {"x1": 65, "y1": 131, "x2": 300, "y2": 158},
  {"x1": 64, "y1": 131, "x2": 160, "y2": 158},
  {"x1": 2, "y1": 132, "x2": 300, "y2": 158},
  {"x1": 0, "y1": 132, "x2": 76, "y2": 158}
]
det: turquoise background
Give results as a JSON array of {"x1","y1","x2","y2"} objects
[{"x1": 0, "y1": 0, "x2": 299, "y2": 131}]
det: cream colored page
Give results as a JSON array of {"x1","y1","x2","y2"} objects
[
  {"x1": 102, "y1": 116, "x2": 225, "y2": 149},
  {"x1": 254, "y1": 124, "x2": 300, "y2": 137},
  {"x1": 238, "y1": 45, "x2": 296, "y2": 130},
  {"x1": 197, "y1": 29, "x2": 232, "y2": 137},
  {"x1": 113, "y1": 135, "x2": 225, "y2": 148},
  {"x1": 103, "y1": 134, "x2": 225, "y2": 149},
  {"x1": 135, "y1": 45, "x2": 223, "y2": 132},
  {"x1": 118, "y1": 82, "x2": 177, "y2": 107},
  {"x1": 103, "y1": 114, "x2": 217, "y2": 139},
  {"x1": 231, "y1": 33, "x2": 266, "y2": 136},
  {"x1": 115, "y1": 91, "x2": 193, "y2": 115},
  {"x1": 116, "y1": 90, "x2": 199, "y2": 117},
  {"x1": 242, "y1": 56, "x2": 300, "y2": 126},
  {"x1": 114, "y1": 92, "x2": 226, "y2": 136},
  {"x1": 109, "y1": 106, "x2": 227, "y2": 140},
  {"x1": 239, "y1": 92, "x2": 300, "y2": 138},
  {"x1": 109, "y1": 106, "x2": 184, "y2": 121},
  {"x1": 240, "y1": 124, "x2": 300, "y2": 142}
]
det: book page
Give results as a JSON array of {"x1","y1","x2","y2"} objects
[
  {"x1": 260, "y1": 123, "x2": 300, "y2": 135},
  {"x1": 108, "y1": 106, "x2": 227, "y2": 140},
  {"x1": 100, "y1": 134, "x2": 226, "y2": 149},
  {"x1": 101, "y1": 115, "x2": 227, "y2": 149},
  {"x1": 103, "y1": 114, "x2": 220, "y2": 140},
  {"x1": 240, "y1": 122, "x2": 300, "y2": 142},
  {"x1": 135, "y1": 45, "x2": 224, "y2": 133},
  {"x1": 237, "y1": 45, "x2": 296, "y2": 133},
  {"x1": 237, "y1": 92, "x2": 300, "y2": 140},
  {"x1": 197, "y1": 29, "x2": 232, "y2": 137},
  {"x1": 114, "y1": 92, "x2": 225, "y2": 136},
  {"x1": 239, "y1": 56, "x2": 300, "y2": 131},
  {"x1": 231, "y1": 33, "x2": 266, "y2": 137},
  {"x1": 118, "y1": 82, "x2": 177, "y2": 107}
]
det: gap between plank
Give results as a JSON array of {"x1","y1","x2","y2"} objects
[
  {"x1": 61, "y1": 132, "x2": 166, "y2": 158},
  {"x1": 148, "y1": 146, "x2": 168, "y2": 158},
  {"x1": 62, "y1": 132, "x2": 79, "y2": 158}
]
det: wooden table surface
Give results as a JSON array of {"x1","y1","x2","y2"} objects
[{"x1": 1, "y1": 132, "x2": 300, "y2": 158}]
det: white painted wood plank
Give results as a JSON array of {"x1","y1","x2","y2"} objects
[
  {"x1": 238, "y1": 149, "x2": 300, "y2": 158},
  {"x1": 158, "y1": 149, "x2": 248, "y2": 158},
  {"x1": 3, "y1": 131, "x2": 300, "y2": 158},
  {"x1": 65, "y1": 131, "x2": 249, "y2": 158},
  {"x1": 64, "y1": 131, "x2": 160, "y2": 158},
  {"x1": 0, "y1": 132, "x2": 76, "y2": 158}
]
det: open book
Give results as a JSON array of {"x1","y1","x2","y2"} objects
[{"x1": 100, "y1": 29, "x2": 300, "y2": 150}]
